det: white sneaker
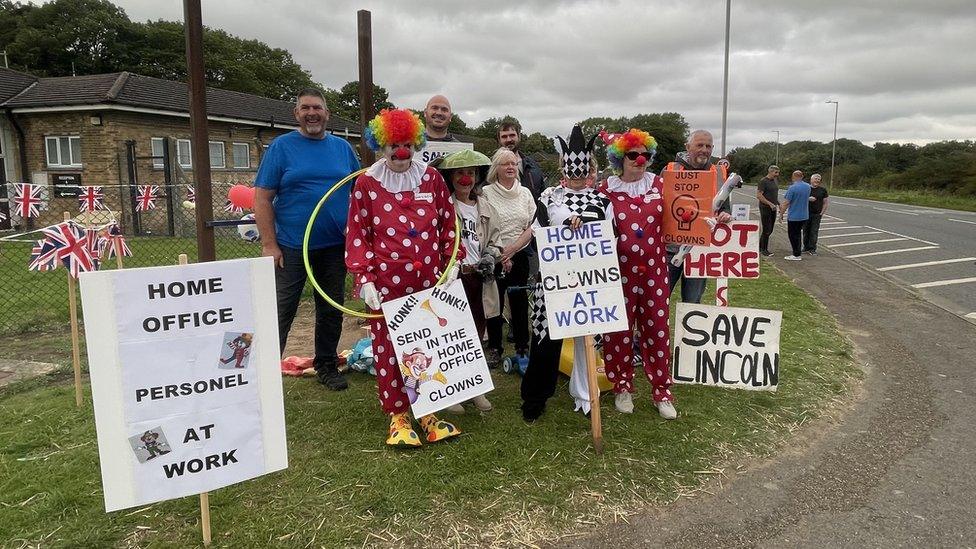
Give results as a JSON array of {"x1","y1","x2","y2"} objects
[
  {"x1": 656, "y1": 400, "x2": 677, "y2": 420},
  {"x1": 445, "y1": 403, "x2": 465, "y2": 414},
  {"x1": 615, "y1": 392, "x2": 634, "y2": 414},
  {"x1": 784, "y1": 255, "x2": 802, "y2": 261},
  {"x1": 471, "y1": 394, "x2": 493, "y2": 412}
]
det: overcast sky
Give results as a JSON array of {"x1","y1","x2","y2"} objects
[{"x1": 113, "y1": 0, "x2": 975, "y2": 151}]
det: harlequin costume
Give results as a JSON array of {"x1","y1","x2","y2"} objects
[
  {"x1": 521, "y1": 126, "x2": 611, "y2": 421},
  {"x1": 345, "y1": 109, "x2": 463, "y2": 447},
  {"x1": 597, "y1": 129, "x2": 676, "y2": 418}
]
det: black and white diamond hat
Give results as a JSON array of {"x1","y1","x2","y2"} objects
[{"x1": 555, "y1": 125, "x2": 598, "y2": 180}]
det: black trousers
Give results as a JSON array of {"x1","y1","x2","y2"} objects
[
  {"x1": 521, "y1": 332, "x2": 562, "y2": 412},
  {"x1": 803, "y1": 213, "x2": 823, "y2": 252},
  {"x1": 275, "y1": 244, "x2": 345, "y2": 373},
  {"x1": 487, "y1": 249, "x2": 530, "y2": 353},
  {"x1": 787, "y1": 220, "x2": 805, "y2": 257},
  {"x1": 759, "y1": 206, "x2": 777, "y2": 253}
]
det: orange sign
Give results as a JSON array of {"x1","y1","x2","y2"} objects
[{"x1": 661, "y1": 170, "x2": 716, "y2": 246}]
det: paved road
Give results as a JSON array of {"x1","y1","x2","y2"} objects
[
  {"x1": 561, "y1": 221, "x2": 976, "y2": 548},
  {"x1": 730, "y1": 188, "x2": 976, "y2": 323}
]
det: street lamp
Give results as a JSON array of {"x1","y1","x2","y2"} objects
[
  {"x1": 826, "y1": 100, "x2": 839, "y2": 191},
  {"x1": 772, "y1": 130, "x2": 780, "y2": 165},
  {"x1": 720, "y1": 0, "x2": 731, "y2": 157}
]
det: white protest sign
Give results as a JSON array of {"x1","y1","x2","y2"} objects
[
  {"x1": 684, "y1": 221, "x2": 761, "y2": 279},
  {"x1": 672, "y1": 303, "x2": 781, "y2": 391},
  {"x1": 732, "y1": 203, "x2": 751, "y2": 221},
  {"x1": 80, "y1": 257, "x2": 287, "y2": 512},
  {"x1": 534, "y1": 220, "x2": 628, "y2": 339},
  {"x1": 417, "y1": 141, "x2": 473, "y2": 164},
  {"x1": 381, "y1": 280, "x2": 493, "y2": 417}
]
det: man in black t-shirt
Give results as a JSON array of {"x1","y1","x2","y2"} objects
[
  {"x1": 756, "y1": 165, "x2": 781, "y2": 256},
  {"x1": 803, "y1": 173, "x2": 830, "y2": 255}
]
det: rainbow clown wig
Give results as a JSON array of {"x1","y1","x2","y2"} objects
[
  {"x1": 601, "y1": 129, "x2": 658, "y2": 174},
  {"x1": 364, "y1": 108, "x2": 426, "y2": 152}
]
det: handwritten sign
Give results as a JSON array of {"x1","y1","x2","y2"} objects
[
  {"x1": 79, "y1": 258, "x2": 287, "y2": 512},
  {"x1": 661, "y1": 170, "x2": 716, "y2": 246},
  {"x1": 534, "y1": 220, "x2": 628, "y2": 339},
  {"x1": 381, "y1": 281, "x2": 493, "y2": 417},
  {"x1": 417, "y1": 141, "x2": 472, "y2": 164},
  {"x1": 672, "y1": 303, "x2": 781, "y2": 391},
  {"x1": 684, "y1": 221, "x2": 761, "y2": 279},
  {"x1": 732, "y1": 203, "x2": 751, "y2": 221}
]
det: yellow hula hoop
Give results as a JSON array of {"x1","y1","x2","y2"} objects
[{"x1": 302, "y1": 168, "x2": 463, "y2": 319}]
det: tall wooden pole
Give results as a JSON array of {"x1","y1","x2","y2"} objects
[
  {"x1": 184, "y1": 0, "x2": 216, "y2": 262},
  {"x1": 65, "y1": 211, "x2": 83, "y2": 407},
  {"x1": 584, "y1": 336, "x2": 603, "y2": 455},
  {"x1": 357, "y1": 10, "x2": 375, "y2": 166}
]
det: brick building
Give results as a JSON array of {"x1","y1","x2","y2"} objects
[{"x1": 0, "y1": 68, "x2": 361, "y2": 232}]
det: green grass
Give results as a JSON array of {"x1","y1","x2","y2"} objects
[
  {"x1": 831, "y1": 187, "x2": 976, "y2": 212},
  {"x1": 0, "y1": 266, "x2": 857, "y2": 548}
]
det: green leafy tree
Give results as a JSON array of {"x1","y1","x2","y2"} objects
[{"x1": 323, "y1": 81, "x2": 395, "y2": 123}]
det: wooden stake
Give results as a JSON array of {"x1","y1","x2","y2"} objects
[
  {"x1": 64, "y1": 212, "x2": 83, "y2": 408},
  {"x1": 177, "y1": 253, "x2": 211, "y2": 545},
  {"x1": 583, "y1": 335, "x2": 604, "y2": 455},
  {"x1": 114, "y1": 237, "x2": 124, "y2": 270}
]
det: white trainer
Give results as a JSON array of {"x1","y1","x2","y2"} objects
[
  {"x1": 615, "y1": 392, "x2": 634, "y2": 414},
  {"x1": 656, "y1": 400, "x2": 678, "y2": 420},
  {"x1": 784, "y1": 255, "x2": 802, "y2": 261},
  {"x1": 471, "y1": 394, "x2": 493, "y2": 412}
]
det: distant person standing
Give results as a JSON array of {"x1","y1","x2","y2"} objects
[
  {"x1": 423, "y1": 95, "x2": 459, "y2": 142},
  {"x1": 757, "y1": 165, "x2": 781, "y2": 256},
  {"x1": 497, "y1": 117, "x2": 546, "y2": 199},
  {"x1": 779, "y1": 170, "x2": 812, "y2": 261},
  {"x1": 803, "y1": 173, "x2": 829, "y2": 255}
]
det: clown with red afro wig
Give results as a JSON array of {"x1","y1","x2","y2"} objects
[{"x1": 601, "y1": 129, "x2": 658, "y2": 174}]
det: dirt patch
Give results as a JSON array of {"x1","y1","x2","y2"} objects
[{"x1": 281, "y1": 301, "x2": 371, "y2": 358}]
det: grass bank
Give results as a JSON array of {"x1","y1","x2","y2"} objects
[
  {"x1": 0, "y1": 266, "x2": 857, "y2": 548},
  {"x1": 831, "y1": 188, "x2": 976, "y2": 212}
]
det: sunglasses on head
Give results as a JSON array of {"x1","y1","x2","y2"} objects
[{"x1": 624, "y1": 151, "x2": 653, "y2": 161}]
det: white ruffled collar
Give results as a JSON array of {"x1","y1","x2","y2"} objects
[
  {"x1": 365, "y1": 158, "x2": 428, "y2": 192},
  {"x1": 604, "y1": 172, "x2": 656, "y2": 197}
]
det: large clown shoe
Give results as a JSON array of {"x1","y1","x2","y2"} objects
[
  {"x1": 387, "y1": 412, "x2": 422, "y2": 447},
  {"x1": 417, "y1": 414, "x2": 460, "y2": 443}
]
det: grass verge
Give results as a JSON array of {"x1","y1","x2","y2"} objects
[
  {"x1": 0, "y1": 265, "x2": 857, "y2": 548},
  {"x1": 831, "y1": 188, "x2": 976, "y2": 212}
]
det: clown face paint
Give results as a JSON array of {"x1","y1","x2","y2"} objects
[
  {"x1": 622, "y1": 146, "x2": 649, "y2": 182},
  {"x1": 385, "y1": 144, "x2": 414, "y2": 173}
]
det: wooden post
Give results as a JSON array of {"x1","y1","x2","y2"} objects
[
  {"x1": 114, "y1": 237, "x2": 124, "y2": 270},
  {"x1": 65, "y1": 211, "x2": 83, "y2": 408},
  {"x1": 583, "y1": 335, "x2": 603, "y2": 455},
  {"x1": 176, "y1": 252, "x2": 211, "y2": 545},
  {"x1": 183, "y1": 0, "x2": 216, "y2": 262},
  {"x1": 357, "y1": 10, "x2": 376, "y2": 166}
]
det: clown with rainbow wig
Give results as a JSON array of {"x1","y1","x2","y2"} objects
[
  {"x1": 345, "y1": 108, "x2": 464, "y2": 446},
  {"x1": 596, "y1": 128, "x2": 678, "y2": 420}
]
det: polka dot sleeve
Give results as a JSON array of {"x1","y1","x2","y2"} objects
[{"x1": 344, "y1": 175, "x2": 377, "y2": 287}]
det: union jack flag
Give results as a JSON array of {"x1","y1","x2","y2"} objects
[
  {"x1": 85, "y1": 227, "x2": 106, "y2": 265},
  {"x1": 224, "y1": 200, "x2": 244, "y2": 214},
  {"x1": 28, "y1": 238, "x2": 59, "y2": 272},
  {"x1": 0, "y1": 209, "x2": 6, "y2": 223},
  {"x1": 136, "y1": 185, "x2": 159, "y2": 212},
  {"x1": 40, "y1": 221, "x2": 96, "y2": 278},
  {"x1": 185, "y1": 185, "x2": 195, "y2": 203},
  {"x1": 78, "y1": 186, "x2": 105, "y2": 213},
  {"x1": 13, "y1": 183, "x2": 43, "y2": 218},
  {"x1": 101, "y1": 222, "x2": 132, "y2": 259}
]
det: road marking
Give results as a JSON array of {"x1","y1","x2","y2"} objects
[
  {"x1": 830, "y1": 200, "x2": 858, "y2": 206},
  {"x1": 829, "y1": 238, "x2": 909, "y2": 248},
  {"x1": 863, "y1": 226, "x2": 939, "y2": 246},
  {"x1": 966, "y1": 313, "x2": 976, "y2": 320},
  {"x1": 820, "y1": 221, "x2": 847, "y2": 225},
  {"x1": 846, "y1": 246, "x2": 939, "y2": 258},
  {"x1": 819, "y1": 225, "x2": 863, "y2": 231},
  {"x1": 873, "y1": 207, "x2": 919, "y2": 215},
  {"x1": 878, "y1": 257, "x2": 976, "y2": 271},
  {"x1": 820, "y1": 231, "x2": 883, "y2": 239},
  {"x1": 948, "y1": 218, "x2": 976, "y2": 225},
  {"x1": 912, "y1": 277, "x2": 976, "y2": 289}
]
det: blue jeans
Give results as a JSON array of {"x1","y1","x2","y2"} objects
[{"x1": 666, "y1": 249, "x2": 707, "y2": 304}]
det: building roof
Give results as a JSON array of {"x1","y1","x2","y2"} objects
[{"x1": 0, "y1": 68, "x2": 360, "y2": 134}]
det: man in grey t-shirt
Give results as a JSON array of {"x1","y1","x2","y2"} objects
[{"x1": 756, "y1": 165, "x2": 781, "y2": 256}]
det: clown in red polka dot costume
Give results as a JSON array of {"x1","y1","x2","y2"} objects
[
  {"x1": 345, "y1": 109, "x2": 466, "y2": 447},
  {"x1": 596, "y1": 129, "x2": 678, "y2": 420}
]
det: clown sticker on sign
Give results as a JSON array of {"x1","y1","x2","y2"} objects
[
  {"x1": 381, "y1": 281, "x2": 493, "y2": 417},
  {"x1": 661, "y1": 170, "x2": 716, "y2": 246}
]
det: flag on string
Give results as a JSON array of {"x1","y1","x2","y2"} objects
[
  {"x1": 13, "y1": 183, "x2": 43, "y2": 218},
  {"x1": 136, "y1": 185, "x2": 159, "y2": 212},
  {"x1": 102, "y1": 222, "x2": 132, "y2": 259},
  {"x1": 41, "y1": 221, "x2": 97, "y2": 278},
  {"x1": 85, "y1": 227, "x2": 107, "y2": 262},
  {"x1": 78, "y1": 186, "x2": 105, "y2": 213},
  {"x1": 28, "y1": 238, "x2": 59, "y2": 272},
  {"x1": 185, "y1": 185, "x2": 195, "y2": 203},
  {"x1": 224, "y1": 200, "x2": 244, "y2": 214}
]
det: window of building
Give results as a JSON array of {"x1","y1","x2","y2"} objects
[
  {"x1": 45, "y1": 136, "x2": 82, "y2": 168},
  {"x1": 151, "y1": 138, "x2": 165, "y2": 169},
  {"x1": 176, "y1": 139, "x2": 192, "y2": 169},
  {"x1": 209, "y1": 141, "x2": 225, "y2": 169},
  {"x1": 232, "y1": 142, "x2": 250, "y2": 169}
]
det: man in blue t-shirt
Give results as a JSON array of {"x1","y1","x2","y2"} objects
[
  {"x1": 254, "y1": 88, "x2": 360, "y2": 390},
  {"x1": 779, "y1": 170, "x2": 812, "y2": 261}
]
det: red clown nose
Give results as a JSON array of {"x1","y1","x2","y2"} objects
[
  {"x1": 634, "y1": 155, "x2": 647, "y2": 167},
  {"x1": 393, "y1": 147, "x2": 411, "y2": 160},
  {"x1": 457, "y1": 174, "x2": 474, "y2": 186}
]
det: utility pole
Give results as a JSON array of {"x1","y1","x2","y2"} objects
[
  {"x1": 184, "y1": 0, "x2": 216, "y2": 262},
  {"x1": 826, "y1": 100, "x2": 839, "y2": 191},
  {"x1": 358, "y1": 10, "x2": 375, "y2": 166},
  {"x1": 720, "y1": 0, "x2": 732, "y2": 157},
  {"x1": 772, "y1": 130, "x2": 780, "y2": 165}
]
